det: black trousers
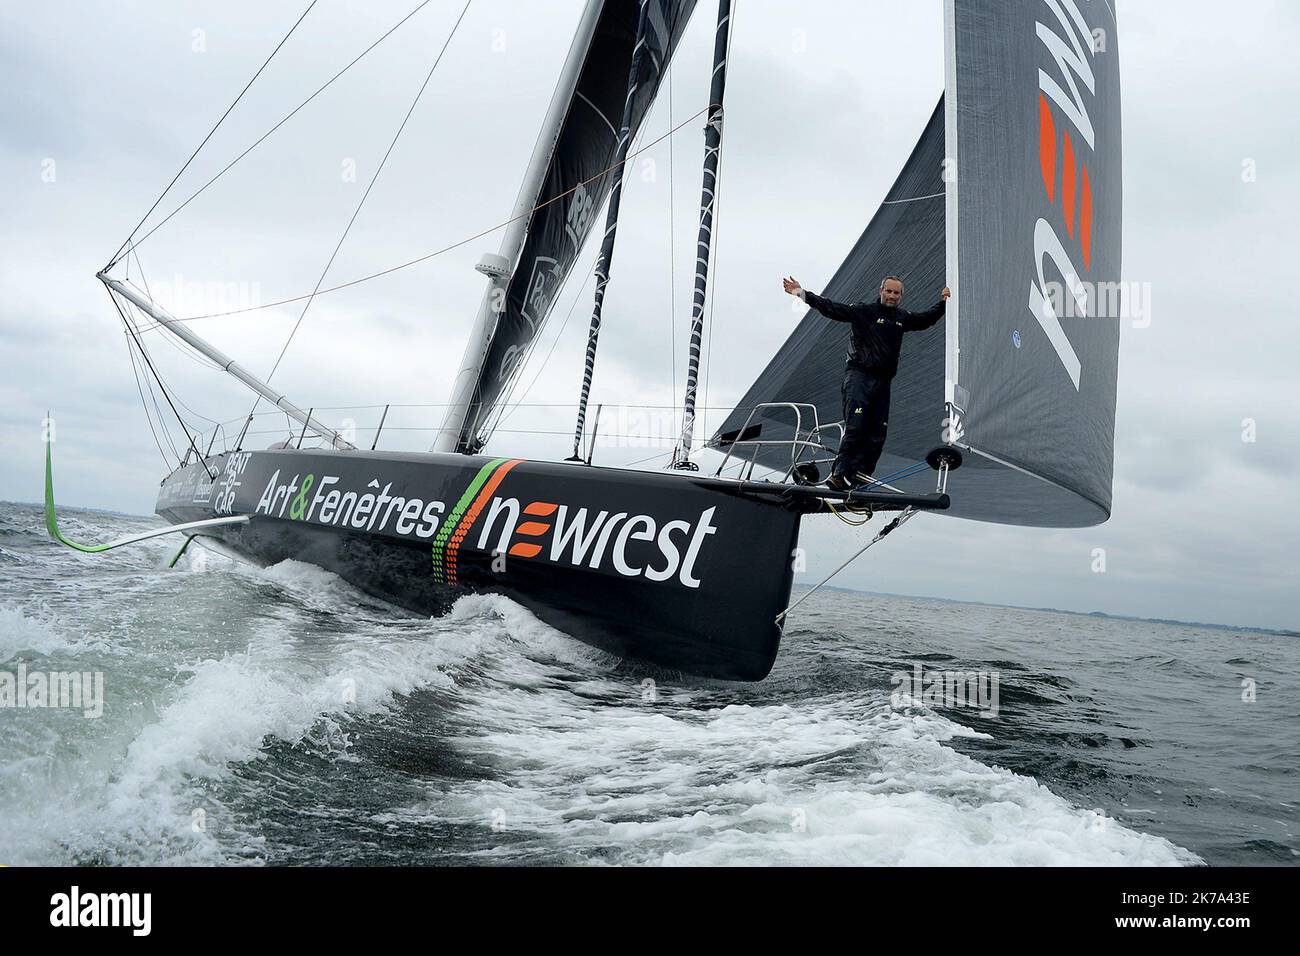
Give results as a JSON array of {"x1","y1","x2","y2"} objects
[{"x1": 833, "y1": 367, "x2": 891, "y2": 483}]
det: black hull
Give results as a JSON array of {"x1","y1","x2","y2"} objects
[{"x1": 158, "y1": 449, "x2": 803, "y2": 680}]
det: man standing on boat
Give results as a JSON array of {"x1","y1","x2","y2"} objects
[{"x1": 782, "y1": 275, "x2": 950, "y2": 491}]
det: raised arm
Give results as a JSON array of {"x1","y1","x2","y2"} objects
[
  {"x1": 782, "y1": 275, "x2": 861, "y2": 323},
  {"x1": 902, "y1": 286, "x2": 951, "y2": 331}
]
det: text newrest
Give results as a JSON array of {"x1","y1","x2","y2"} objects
[{"x1": 478, "y1": 498, "x2": 718, "y2": 588}]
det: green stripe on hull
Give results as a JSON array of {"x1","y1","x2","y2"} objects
[{"x1": 431, "y1": 457, "x2": 507, "y2": 582}]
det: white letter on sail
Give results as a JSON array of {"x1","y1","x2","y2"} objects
[
  {"x1": 1037, "y1": 0, "x2": 1096, "y2": 149},
  {"x1": 1028, "y1": 218, "x2": 1086, "y2": 389}
]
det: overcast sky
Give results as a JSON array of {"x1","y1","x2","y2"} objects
[{"x1": 2, "y1": 0, "x2": 1297, "y2": 632}]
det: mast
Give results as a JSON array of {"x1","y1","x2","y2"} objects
[
  {"x1": 567, "y1": 0, "x2": 653, "y2": 461},
  {"x1": 942, "y1": 0, "x2": 962, "y2": 427},
  {"x1": 99, "y1": 274, "x2": 356, "y2": 451},
  {"x1": 432, "y1": 0, "x2": 607, "y2": 454},
  {"x1": 670, "y1": 0, "x2": 730, "y2": 471}
]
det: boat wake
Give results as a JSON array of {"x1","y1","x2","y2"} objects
[{"x1": 0, "y1": 518, "x2": 1199, "y2": 866}]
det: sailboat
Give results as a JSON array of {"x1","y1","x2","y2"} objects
[{"x1": 46, "y1": 0, "x2": 1122, "y2": 681}]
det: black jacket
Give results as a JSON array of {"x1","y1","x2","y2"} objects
[{"x1": 803, "y1": 290, "x2": 945, "y2": 379}]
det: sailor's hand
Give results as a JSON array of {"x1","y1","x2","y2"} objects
[
  {"x1": 782, "y1": 276, "x2": 802, "y2": 297},
  {"x1": 941, "y1": 286, "x2": 951, "y2": 299}
]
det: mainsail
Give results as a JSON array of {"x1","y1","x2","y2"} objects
[
  {"x1": 712, "y1": 0, "x2": 1121, "y2": 528},
  {"x1": 448, "y1": 0, "x2": 698, "y2": 454}
]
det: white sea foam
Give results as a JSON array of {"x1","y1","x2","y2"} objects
[
  {"x1": 0, "y1": 604, "x2": 73, "y2": 659},
  {"x1": 1, "y1": 541, "x2": 1206, "y2": 867},
  {"x1": 256, "y1": 558, "x2": 349, "y2": 591},
  {"x1": 400, "y1": 600, "x2": 1201, "y2": 866},
  {"x1": 443, "y1": 592, "x2": 613, "y2": 672},
  {"x1": 1, "y1": 575, "x2": 506, "y2": 864}
]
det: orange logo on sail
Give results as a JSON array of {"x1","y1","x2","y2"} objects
[{"x1": 1038, "y1": 93, "x2": 1093, "y2": 271}]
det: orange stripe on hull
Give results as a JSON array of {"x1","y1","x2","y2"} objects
[{"x1": 445, "y1": 458, "x2": 523, "y2": 584}]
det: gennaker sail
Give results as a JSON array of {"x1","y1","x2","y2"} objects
[{"x1": 711, "y1": 0, "x2": 1122, "y2": 528}]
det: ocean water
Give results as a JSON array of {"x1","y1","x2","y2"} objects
[{"x1": 1, "y1": 501, "x2": 1295, "y2": 866}]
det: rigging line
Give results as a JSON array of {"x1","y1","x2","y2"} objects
[
  {"x1": 242, "y1": 0, "x2": 473, "y2": 438},
  {"x1": 483, "y1": 81, "x2": 671, "y2": 447},
  {"x1": 696, "y1": 165, "x2": 721, "y2": 450},
  {"x1": 130, "y1": 243, "x2": 154, "y2": 304},
  {"x1": 118, "y1": 326, "x2": 200, "y2": 434},
  {"x1": 130, "y1": 319, "x2": 183, "y2": 462},
  {"x1": 776, "y1": 507, "x2": 919, "y2": 625},
  {"x1": 667, "y1": 51, "x2": 677, "y2": 430},
  {"x1": 566, "y1": 0, "x2": 655, "y2": 460},
  {"x1": 130, "y1": 339, "x2": 178, "y2": 466},
  {"x1": 215, "y1": 401, "x2": 742, "y2": 424},
  {"x1": 699, "y1": 0, "x2": 739, "y2": 456},
  {"x1": 869, "y1": 461, "x2": 929, "y2": 485},
  {"x1": 671, "y1": 0, "x2": 735, "y2": 466},
  {"x1": 126, "y1": 252, "x2": 228, "y2": 379},
  {"x1": 118, "y1": 296, "x2": 223, "y2": 425},
  {"x1": 240, "y1": 426, "x2": 684, "y2": 441},
  {"x1": 122, "y1": 327, "x2": 172, "y2": 470},
  {"x1": 138, "y1": 318, "x2": 227, "y2": 375},
  {"x1": 130, "y1": 322, "x2": 192, "y2": 463},
  {"x1": 490, "y1": 98, "x2": 660, "y2": 438},
  {"x1": 491, "y1": 264, "x2": 596, "y2": 433},
  {"x1": 113, "y1": 0, "x2": 436, "y2": 267},
  {"x1": 624, "y1": 448, "x2": 676, "y2": 468},
  {"x1": 159, "y1": 105, "x2": 712, "y2": 326},
  {"x1": 121, "y1": 299, "x2": 184, "y2": 461},
  {"x1": 108, "y1": 289, "x2": 213, "y2": 476},
  {"x1": 107, "y1": 0, "x2": 320, "y2": 270},
  {"x1": 119, "y1": 276, "x2": 203, "y2": 336},
  {"x1": 268, "y1": 0, "x2": 472, "y2": 386}
]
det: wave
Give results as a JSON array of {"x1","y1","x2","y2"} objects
[
  {"x1": 367, "y1": 602, "x2": 1202, "y2": 866},
  {"x1": 0, "y1": 605, "x2": 77, "y2": 660},
  {"x1": 0, "y1": 549, "x2": 1207, "y2": 867}
]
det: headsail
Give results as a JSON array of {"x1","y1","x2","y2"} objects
[
  {"x1": 944, "y1": 0, "x2": 1122, "y2": 526},
  {"x1": 711, "y1": 99, "x2": 947, "y2": 495},
  {"x1": 712, "y1": 0, "x2": 1121, "y2": 528},
  {"x1": 447, "y1": 0, "x2": 698, "y2": 454}
]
